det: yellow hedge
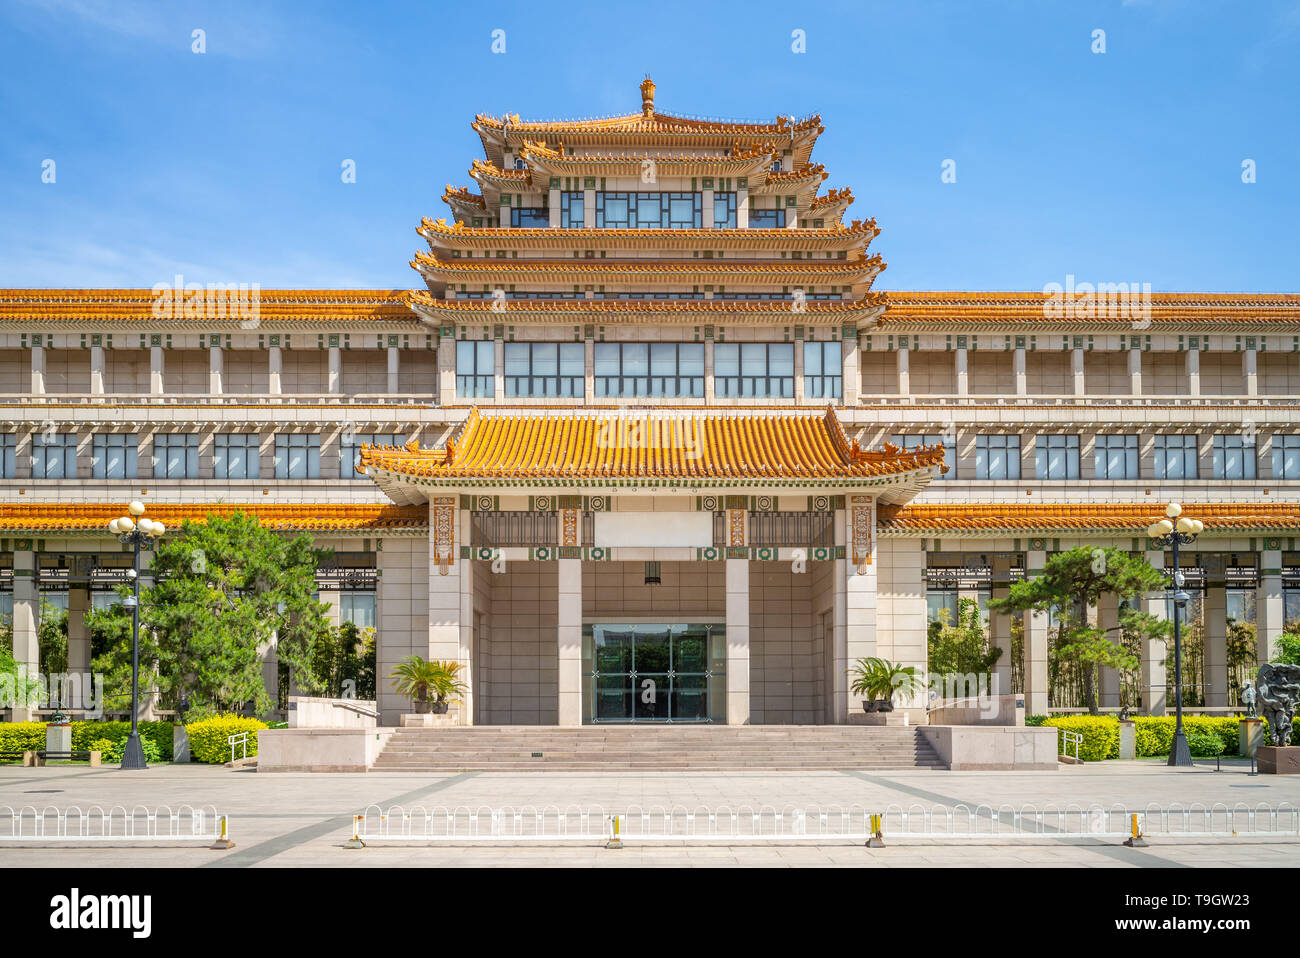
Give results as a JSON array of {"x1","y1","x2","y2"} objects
[{"x1": 185, "y1": 715, "x2": 268, "y2": 764}]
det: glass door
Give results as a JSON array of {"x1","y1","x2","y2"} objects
[{"x1": 583, "y1": 623, "x2": 724, "y2": 723}]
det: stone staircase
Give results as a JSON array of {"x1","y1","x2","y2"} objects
[{"x1": 371, "y1": 725, "x2": 946, "y2": 771}]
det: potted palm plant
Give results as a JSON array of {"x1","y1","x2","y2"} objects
[
  {"x1": 849, "y1": 656, "x2": 924, "y2": 713},
  {"x1": 391, "y1": 656, "x2": 467, "y2": 714}
]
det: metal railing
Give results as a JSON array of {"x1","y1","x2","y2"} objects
[
  {"x1": 228, "y1": 732, "x2": 250, "y2": 763},
  {"x1": 348, "y1": 801, "x2": 1300, "y2": 845},
  {"x1": 1061, "y1": 729, "x2": 1083, "y2": 761},
  {"x1": 0, "y1": 804, "x2": 226, "y2": 843}
]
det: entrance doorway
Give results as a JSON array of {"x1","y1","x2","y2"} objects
[{"x1": 581, "y1": 623, "x2": 726, "y2": 723}]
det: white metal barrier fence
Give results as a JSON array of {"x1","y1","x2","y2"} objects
[
  {"x1": 348, "y1": 801, "x2": 1300, "y2": 845},
  {"x1": 0, "y1": 804, "x2": 231, "y2": 845},
  {"x1": 228, "y1": 732, "x2": 250, "y2": 762}
]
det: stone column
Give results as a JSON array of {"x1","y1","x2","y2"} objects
[
  {"x1": 150, "y1": 345, "x2": 165, "y2": 395},
  {"x1": 701, "y1": 188, "x2": 714, "y2": 227},
  {"x1": 548, "y1": 187, "x2": 561, "y2": 228},
  {"x1": 990, "y1": 584, "x2": 1013, "y2": 697},
  {"x1": 376, "y1": 538, "x2": 429, "y2": 725},
  {"x1": 268, "y1": 345, "x2": 282, "y2": 396},
  {"x1": 736, "y1": 187, "x2": 749, "y2": 228},
  {"x1": 843, "y1": 504, "x2": 879, "y2": 717},
  {"x1": 260, "y1": 636, "x2": 279, "y2": 717},
  {"x1": 1013, "y1": 346, "x2": 1026, "y2": 396},
  {"x1": 319, "y1": 587, "x2": 342, "y2": 629},
  {"x1": 793, "y1": 338, "x2": 805, "y2": 404},
  {"x1": 1204, "y1": 584, "x2": 1228, "y2": 708},
  {"x1": 725, "y1": 558, "x2": 750, "y2": 725},
  {"x1": 1258, "y1": 549, "x2": 1283, "y2": 667},
  {"x1": 90, "y1": 345, "x2": 105, "y2": 395},
  {"x1": 12, "y1": 551, "x2": 39, "y2": 720},
  {"x1": 1023, "y1": 549, "x2": 1050, "y2": 716},
  {"x1": 1098, "y1": 593, "x2": 1121, "y2": 709},
  {"x1": 387, "y1": 346, "x2": 400, "y2": 395},
  {"x1": 896, "y1": 343, "x2": 910, "y2": 396},
  {"x1": 583, "y1": 339, "x2": 594, "y2": 403},
  {"x1": 1128, "y1": 346, "x2": 1143, "y2": 395},
  {"x1": 1243, "y1": 347, "x2": 1258, "y2": 397},
  {"x1": 31, "y1": 346, "x2": 46, "y2": 395},
  {"x1": 582, "y1": 189, "x2": 595, "y2": 228},
  {"x1": 1186, "y1": 348, "x2": 1200, "y2": 397},
  {"x1": 954, "y1": 347, "x2": 968, "y2": 396},
  {"x1": 428, "y1": 500, "x2": 464, "y2": 723},
  {"x1": 437, "y1": 335, "x2": 456, "y2": 406},
  {"x1": 840, "y1": 333, "x2": 859, "y2": 405},
  {"x1": 458, "y1": 525, "x2": 475, "y2": 725},
  {"x1": 704, "y1": 340, "x2": 716, "y2": 403},
  {"x1": 209, "y1": 345, "x2": 224, "y2": 394},
  {"x1": 1142, "y1": 548, "x2": 1167, "y2": 715},
  {"x1": 557, "y1": 558, "x2": 583, "y2": 726},
  {"x1": 1071, "y1": 347, "x2": 1086, "y2": 395},
  {"x1": 327, "y1": 345, "x2": 342, "y2": 395},
  {"x1": 67, "y1": 587, "x2": 91, "y2": 710},
  {"x1": 493, "y1": 340, "x2": 504, "y2": 401}
]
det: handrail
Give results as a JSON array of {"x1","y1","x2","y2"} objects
[
  {"x1": 1060, "y1": 729, "x2": 1083, "y2": 761},
  {"x1": 227, "y1": 732, "x2": 250, "y2": 763},
  {"x1": 332, "y1": 701, "x2": 380, "y2": 719}
]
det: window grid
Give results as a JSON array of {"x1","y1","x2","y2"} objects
[
  {"x1": 1213, "y1": 434, "x2": 1257, "y2": 480},
  {"x1": 802, "y1": 341, "x2": 842, "y2": 400},
  {"x1": 32, "y1": 433, "x2": 77, "y2": 480},
  {"x1": 976, "y1": 434, "x2": 1021, "y2": 480},
  {"x1": 456, "y1": 341, "x2": 495, "y2": 398},
  {"x1": 560, "y1": 191, "x2": 584, "y2": 228},
  {"x1": 1274, "y1": 435, "x2": 1300, "y2": 479},
  {"x1": 712, "y1": 192, "x2": 737, "y2": 229},
  {"x1": 594, "y1": 192, "x2": 702, "y2": 229},
  {"x1": 1094, "y1": 434, "x2": 1139, "y2": 480},
  {"x1": 154, "y1": 433, "x2": 199, "y2": 480},
  {"x1": 510, "y1": 206, "x2": 549, "y2": 228},
  {"x1": 503, "y1": 342, "x2": 585, "y2": 398},
  {"x1": 0, "y1": 434, "x2": 15, "y2": 479},
  {"x1": 714, "y1": 343, "x2": 795, "y2": 398},
  {"x1": 748, "y1": 208, "x2": 786, "y2": 228},
  {"x1": 1153, "y1": 434, "x2": 1199, "y2": 480},
  {"x1": 274, "y1": 434, "x2": 320, "y2": 480},
  {"x1": 1034, "y1": 434, "x2": 1079, "y2": 480},
  {"x1": 593, "y1": 342, "x2": 704, "y2": 398},
  {"x1": 214, "y1": 434, "x2": 260, "y2": 480}
]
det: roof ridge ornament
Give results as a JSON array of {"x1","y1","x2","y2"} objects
[{"x1": 640, "y1": 75, "x2": 655, "y2": 117}]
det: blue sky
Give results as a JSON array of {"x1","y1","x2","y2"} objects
[{"x1": 1, "y1": 0, "x2": 1296, "y2": 291}]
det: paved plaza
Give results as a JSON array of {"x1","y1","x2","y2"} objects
[{"x1": 2, "y1": 759, "x2": 1299, "y2": 867}]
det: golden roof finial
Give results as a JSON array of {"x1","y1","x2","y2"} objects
[{"x1": 639, "y1": 74, "x2": 655, "y2": 116}]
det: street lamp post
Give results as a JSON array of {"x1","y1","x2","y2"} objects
[
  {"x1": 1146, "y1": 503, "x2": 1204, "y2": 768},
  {"x1": 106, "y1": 501, "x2": 166, "y2": 770}
]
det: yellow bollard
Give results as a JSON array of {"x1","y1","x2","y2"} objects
[
  {"x1": 604, "y1": 815, "x2": 624, "y2": 849},
  {"x1": 866, "y1": 813, "x2": 885, "y2": 849},
  {"x1": 1122, "y1": 813, "x2": 1147, "y2": 848},
  {"x1": 209, "y1": 815, "x2": 236, "y2": 850},
  {"x1": 344, "y1": 814, "x2": 366, "y2": 849}
]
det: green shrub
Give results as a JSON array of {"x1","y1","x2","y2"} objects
[
  {"x1": 88, "y1": 735, "x2": 162, "y2": 764},
  {"x1": 1024, "y1": 715, "x2": 1047, "y2": 727},
  {"x1": 70, "y1": 721, "x2": 173, "y2": 762},
  {"x1": 185, "y1": 715, "x2": 267, "y2": 764},
  {"x1": 1186, "y1": 731, "x2": 1226, "y2": 757}
]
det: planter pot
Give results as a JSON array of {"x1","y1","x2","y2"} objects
[
  {"x1": 413, "y1": 698, "x2": 431, "y2": 714},
  {"x1": 862, "y1": 700, "x2": 878, "y2": 713},
  {"x1": 430, "y1": 701, "x2": 449, "y2": 715},
  {"x1": 861, "y1": 700, "x2": 894, "y2": 714}
]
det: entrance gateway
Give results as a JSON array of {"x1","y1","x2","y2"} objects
[{"x1": 582, "y1": 622, "x2": 726, "y2": 723}]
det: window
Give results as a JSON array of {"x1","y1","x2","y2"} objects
[
  {"x1": 803, "y1": 341, "x2": 842, "y2": 400},
  {"x1": 714, "y1": 343, "x2": 795, "y2": 398},
  {"x1": 456, "y1": 341, "x2": 495, "y2": 398},
  {"x1": 92, "y1": 434, "x2": 138, "y2": 479},
  {"x1": 560, "y1": 191, "x2": 584, "y2": 228},
  {"x1": 154, "y1": 433, "x2": 198, "y2": 480},
  {"x1": 927, "y1": 590, "x2": 959, "y2": 625},
  {"x1": 1034, "y1": 435, "x2": 1079, "y2": 480},
  {"x1": 510, "y1": 206, "x2": 549, "y2": 228},
  {"x1": 274, "y1": 434, "x2": 320, "y2": 479},
  {"x1": 891, "y1": 434, "x2": 955, "y2": 480},
  {"x1": 0, "y1": 434, "x2": 15, "y2": 478},
  {"x1": 503, "y1": 342, "x2": 585, "y2": 397},
  {"x1": 1094, "y1": 434, "x2": 1139, "y2": 480},
  {"x1": 1153, "y1": 434, "x2": 1198, "y2": 479},
  {"x1": 340, "y1": 591, "x2": 376, "y2": 629},
  {"x1": 594, "y1": 342, "x2": 704, "y2": 398},
  {"x1": 32, "y1": 433, "x2": 77, "y2": 479},
  {"x1": 975, "y1": 435, "x2": 1020, "y2": 480},
  {"x1": 340, "y1": 432, "x2": 404, "y2": 479},
  {"x1": 713, "y1": 192, "x2": 737, "y2": 229},
  {"x1": 595, "y1": 192, "x2": 701, "y2": 229},
  {"x1": 1213, "y1": 434, "x2": 1256, "y2": 479},
  {"x1": 1273, "y1": 435, "x2": 1300, "y2": 479},
  {"x1": 749, "y1": 208, "x2": 786, "y2": 228},
  {"x1": 214, "y1": 433, "x2": 260, "y2": 480}
]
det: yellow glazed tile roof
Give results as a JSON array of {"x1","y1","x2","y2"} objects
[
  {"x1": 876, "y1": 502, "x2": 1300, "y2": 535},
  {"x1": 0, "y1": 289, "x2": 418, "y2": 325},
  {"x1": 0, "y1": 503, "x2": 428, "y2": 534},
  {"x1": 880, "y1": 291, "x2": 1300, "y2": 328},
  {"x1": 359, "y1": 408, "x2": 945, "y2": 481}
]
